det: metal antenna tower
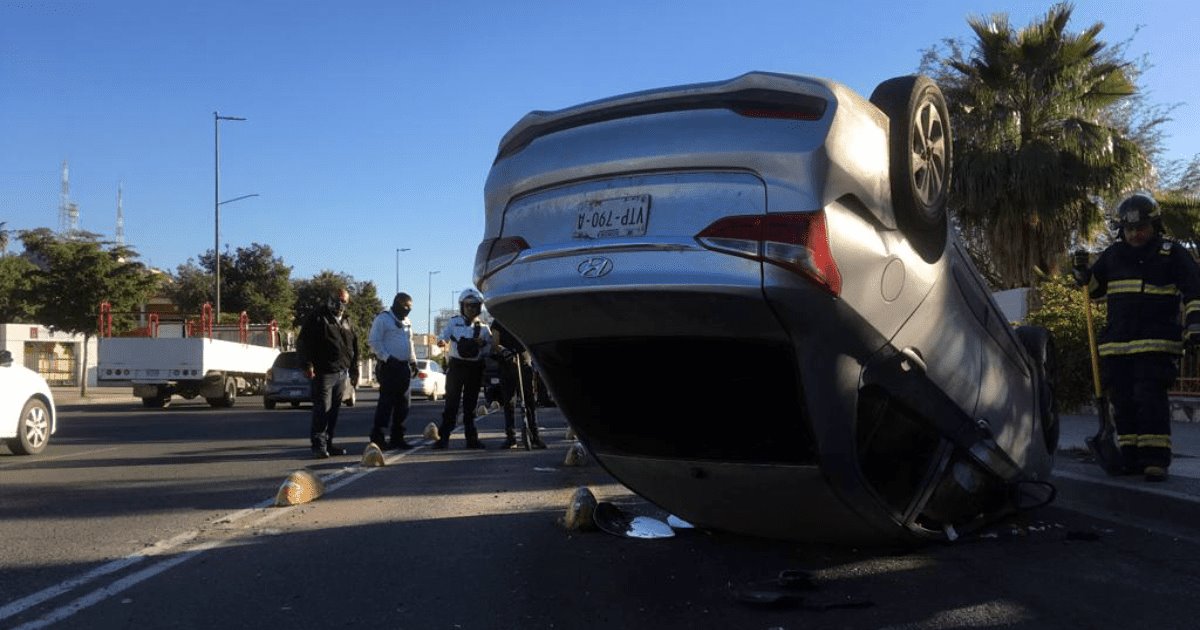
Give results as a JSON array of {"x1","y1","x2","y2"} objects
[
  {"x1": 59, "y1": 160, "x2": 70, "y2": 232},
  {"x1": 115, "y1": 182, "x2": 125, "y2": 245},
  {"x1": 58, "y1": 160, "x2": 80, "y2": 235}
]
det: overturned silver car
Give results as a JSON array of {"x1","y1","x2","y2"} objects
[{"x1": 475, "y1": 72, "x2": 1058, "y2": 544}]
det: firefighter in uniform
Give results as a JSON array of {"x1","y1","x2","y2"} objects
[{"x1": 1074, "y1": 193, "x2": 1200, "y2": 481}]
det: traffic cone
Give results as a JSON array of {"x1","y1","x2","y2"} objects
[
  {"x1": 361, "y1": 442, "x2": 385, "y2": 467},
  {"x1": 274, "y1": 470, "x2": 325, "y2": 506},
  {"x1": 563, "y1": 442, "x2": 588, "y2": 467},
  {"x1": 560, "y1": 486, "x2": 597, "y2": 531}
]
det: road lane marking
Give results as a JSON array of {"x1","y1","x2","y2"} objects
[
  {"x1": 2, "y1": 441, "x2": 431, "y2": 626},
  {"x1": 0, "y1": 447, "x2": 121, "y2": 469}
]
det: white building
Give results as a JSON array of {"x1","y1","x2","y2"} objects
[{"x1": 0, "y1": 323, "x2": 99, "y2": 386}]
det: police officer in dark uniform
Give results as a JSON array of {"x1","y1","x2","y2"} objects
[
  {"x1": 1074, "y1": 193, "x2": 1200, "y2": 481},
  {"x1": 296, "y1": 288, "x2": 360, "y2": 459},
  {"x1": 491, "y1": 319, "x2": 546, "y2": 449}
]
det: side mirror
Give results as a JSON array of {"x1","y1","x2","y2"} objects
[{"x1": 0, "y1": 349, "x2": 12, "y2": 367}]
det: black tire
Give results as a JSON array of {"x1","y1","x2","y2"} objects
[
  {"x1": 141, "y1": 395, "x2": 170, "y2": 408},
  {"x1": 207, "y1": 379, "x2": 237, "y2": 408},
  {"x1": 1015, "y1": 325, "x2": 1060, "y2": 454},
  {"x1": 264, "y1": 398, "x2": 276, "y2": 410},
  {"x1": 869, "y1": 75, "x2": 952, "y2": 262},
  {"x1": 290, "y1": 401, "x2": 302, "y2": 409},
  {"x1": 7, "y1": 398, "x2": 51, "y2": 455}
]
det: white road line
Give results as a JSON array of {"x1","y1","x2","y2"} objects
[
  {"x1": 0, "y1": 447, "x2": 121, "y2": 469},
  {"x1": 2, "y1": 442, "x2": 429, "y2": 627},
  {"x1": 10, "y1": 540, "x2": 223, "y2": 630}
]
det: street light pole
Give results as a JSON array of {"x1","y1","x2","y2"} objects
[
  {"x1": 427, "y1": 270, "x2": 440, "y2": 337},
  {"x1": 214, "y1": 111, "x2": 247, "y2": 321},
  {"x1": 395, "y1": 248, "x2": 411, "y2": 295}
]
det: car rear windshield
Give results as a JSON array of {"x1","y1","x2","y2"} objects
[{"x1": 273, "y1": 352, "x2": 303, "y2": 369}]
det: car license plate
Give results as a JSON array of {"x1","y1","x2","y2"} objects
[
  {"x1": 288, "y1": 388, "x2": 306, "y2": 397},
  {"x1": 573, "y1": 195, "x2": 650, "y2": 239}
]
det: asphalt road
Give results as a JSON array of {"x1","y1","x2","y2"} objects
[{"x1": 3, "y1": 391, "x2": 1200, "y2": 629}]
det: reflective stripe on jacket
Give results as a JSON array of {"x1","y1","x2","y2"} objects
[{"x1": 1088, "y1": 236, "x2": 1200, "y2": 356}]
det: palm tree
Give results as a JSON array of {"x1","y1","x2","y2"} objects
[{"x1": 936, "y1": 2, "x2": 1148, "y2": 287}]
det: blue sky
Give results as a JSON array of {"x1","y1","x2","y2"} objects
[{"x1": 2, "y1": 0, "x2": 1197, "y2": 333}]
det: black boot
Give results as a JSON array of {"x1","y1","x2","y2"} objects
[{"x1": 369, "y1": 430, "x2": 388, "y2": 448}]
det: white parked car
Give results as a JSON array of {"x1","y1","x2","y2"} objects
[
  {"x1": 409, "y1": 359, "x2": 446, "y2": 400},
  {"x1": 0, "y1": 349, "x2": 57, "y2": 455}
]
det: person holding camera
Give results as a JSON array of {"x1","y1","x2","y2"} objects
[
  {"x1": 433, "y1": 288, "x2": 493, "y2": 449},
  {"x1": 1073, "y1": 193, "x2": 1200, "y2": 482},
  {"x1": 368, "y1": 292, "x2": 419, "y2": 450}
]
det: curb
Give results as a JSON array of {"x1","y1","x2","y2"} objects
[{"x1": 1051, "y1": 461, "x2": 1200, "y2": 540}]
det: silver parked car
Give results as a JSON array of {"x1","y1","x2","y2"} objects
[
  {"x1": 263, "y1": 351, "x2": 356, "y2": 409},
  {"x1": 475, "y1": 72, "x2": 1058, "y2": 544}
]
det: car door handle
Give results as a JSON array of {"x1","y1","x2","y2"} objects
[{"x1": 899, "y1": 347, "x2": 927, "y2": 374}]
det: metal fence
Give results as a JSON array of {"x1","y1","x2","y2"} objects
[
  {"x1": 24, "y1": 341, "x2": 77, "y2": 386},
  {"x1": 1172, "y1": 350, "x2": 1200, "y2": 396}
]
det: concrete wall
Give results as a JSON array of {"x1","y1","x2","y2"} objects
[{"x1": 0, "y1": 323, "x2": 99, "y2": 386}]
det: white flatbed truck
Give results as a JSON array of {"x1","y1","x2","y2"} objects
[{"x1": 96, "y1": 304, "x2": 281, "y2": 408}]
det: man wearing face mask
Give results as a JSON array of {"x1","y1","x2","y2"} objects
[
  {"x1": 296, "y1": 288, "x2": 360, "y2": 459},
  {"x1": 433, "y1": 288, "x2": 493, "y2": 449},
  {"x1": 1074, "y1": 193, "x2": 1200, "y2": 482},
  {"x1": 368, "y1": 292, "x2": 419, "y2": 450}
]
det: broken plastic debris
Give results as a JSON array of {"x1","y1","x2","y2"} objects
[
  {"x1": 667, "y1": 515, "x2": 694, "y2": 530},
  {"x1": 593, "y1": 502, "x2": 674, "y2": 539}
]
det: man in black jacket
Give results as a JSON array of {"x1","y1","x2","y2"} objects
[{"x1": 297, "y1": 288, "x2": 360, "y2": 458}]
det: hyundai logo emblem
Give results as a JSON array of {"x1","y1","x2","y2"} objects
[{"x1": 577, "y1": 256, "x2": 613, "y2": 278}]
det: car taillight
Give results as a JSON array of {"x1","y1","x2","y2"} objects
[
  {"x1": 417, "y1": 371, "x2": 428, "y2": 379},
  {"x1": 474, "y1": 236, "x2": 530, "y2": 284},
  {"x1": 266, "y1": 368, "x2": 274, "y2": 381},
  {"x1": 695, "y1": 211, "x2": 841, "y2": 296}
]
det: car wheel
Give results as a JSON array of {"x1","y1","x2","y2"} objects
[
  {"x1": 8, "y1": 398, "x2": 51, "y2": 455},
  {"x1": 207, "y1": 380, "x2": 237, "y2": 408},
  {"x1": 1015, "y1": 325, "x2": 1060, "y2": 454},
  {"x1": 141, "y1": 395, "x2": 170, "y2": 408},
  {"x1": 290, "y1": 401, "x2": 302, "y2": 409},
  {"x1": 264, "y1": 397, "x2": 276, "y2": 410},
  {"x1": 869, "y1": 74, "x2": 951, "y2": 262}
]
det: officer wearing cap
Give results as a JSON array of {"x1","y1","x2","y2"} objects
[{"x1": 1073, "y1": 193, "x2": 1200, "y2": 481}]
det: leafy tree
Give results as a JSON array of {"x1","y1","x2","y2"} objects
[
  {"x1": 164, "y1": 259, "x2": 214, "y2": 318},
  {"x1": 291, "y1": 271, "x2": 383, "y2": 358},
  {"x1": 167, "y1": 243, "x2": 295, "y2": 325},
  {"x1": 1026, "y1": 272, "x2": 1106, "y2": 413},
  {"x1": 920, "y1": 3, "x2": 1149, "y2": 288},
  {"x1": 0, "y1": 254, "x2": 38, "y2": 322},
  {"x1": 19, "y1": 228, "x2": 161, "y2": 394},
  {"x1": 220, "y1": 243, "x2": 295, "y2": 325}
]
